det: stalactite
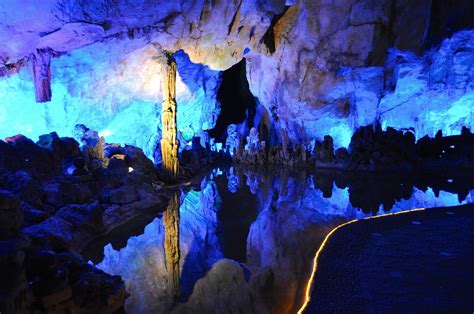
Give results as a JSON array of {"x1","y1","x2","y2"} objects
[
  {"x1": 160, "y1": 51, "x2": 179, "y2": 182},
  {"x1": 163, "y1": 191, "x2": 180, "y2": 301},
  {"x1": 32, "y1": 49, "x2": 52, "y2": 103}
]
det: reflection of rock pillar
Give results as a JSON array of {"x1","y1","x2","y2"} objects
[
  {"x1": 160, "y1": 51, "x2": 179, "y2": 183},
  {"x1": 164, "y1": 192, "x2": 180, "y2": 300},
  {"x1": 301, "y1": 144, "x2": 307, "y2": 162},
  {"x1": 237, "y1": 137, "x2": 244, "y2": 157},
  {"x1": 33, "y1": 49, "x2": 52, "y2": 102}
]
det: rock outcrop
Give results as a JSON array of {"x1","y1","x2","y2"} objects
[
  {"x1": 246, "y1": 1, "x2": 474, "y2": 147},
  {"x1": 0, "y1": 133, "x2": 171, "y2": 312}
]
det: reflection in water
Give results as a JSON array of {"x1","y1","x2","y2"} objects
[
  {"x1": 226, "y1": 166, "x2": 240, "y2": 193},
  {"x1": 164, "y1": 191, "x2": 180, "y2": 301},
  {"x1": 94, "y1": 166, "x2": 474, "y2": 313}
]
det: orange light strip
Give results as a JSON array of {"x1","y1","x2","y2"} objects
[{"x1": 297, "y1": 207, "x2": 426, "y2": 314}]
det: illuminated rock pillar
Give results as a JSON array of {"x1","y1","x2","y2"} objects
[
  {"x1": 32, "y1": 49, "x2": 52, "y2": 103},
  {"x1": 163, "y1": 191, "x2": 180, "y2": 300},
  {"x1": 160, "y1": 52, "x2": 179, "y2": 182}
]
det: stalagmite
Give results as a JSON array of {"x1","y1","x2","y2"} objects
[
  {"x1": 245, "y1": 127, "x2": 260, "y2": 154},
  {"x1": 164, "y1": 192, "x2": 180, "y2": 301},
  {"x1": 225, "y1": 124, "x2": 239, "y2": 156},
  {"x1": 32, "y1": 49, "x2": 52, "y2": 102},
  {"x1": 160, "y1": 51, "x2": 179, "y2": 182}
]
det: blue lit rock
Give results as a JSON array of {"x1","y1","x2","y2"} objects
[
  {"x1": 0, "y1": 40, "x2": 221, "y2": 158},
  {"x1": 248, "y1": 27, "x2": 474, "y2": 147},
  {"x1": 0, "y1": 0, "x2": 473, "y2": 154},
  {"x1": 379, "y1": 30, "x2": 474, "y2": 138}
]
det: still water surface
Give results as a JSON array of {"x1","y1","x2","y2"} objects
[{"x1": 89, "y1": 166, "x2": 474, "y2": 313}]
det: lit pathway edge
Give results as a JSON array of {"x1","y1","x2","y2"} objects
[{"x1": 297, "y1": 207, "x2": 427, "y2": 314}]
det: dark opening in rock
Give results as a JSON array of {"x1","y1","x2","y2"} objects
[{"x1": 208, "y1": 58, "x2": 256, "y2": 142}]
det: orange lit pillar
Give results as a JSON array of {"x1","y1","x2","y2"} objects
[{"x1": 160, "y1": 51, "x2": 179, "y2": 183}]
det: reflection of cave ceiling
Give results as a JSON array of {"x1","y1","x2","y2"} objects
[{"x1": 1, "y1": 0, "x2": 473, "y2": 153}]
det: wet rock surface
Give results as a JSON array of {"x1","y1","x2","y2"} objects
[{"x1": 0, "y1": 133, "x2": 170, "y2": 313}]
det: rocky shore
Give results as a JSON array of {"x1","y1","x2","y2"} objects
[
  {"x1": 234, "y1": 124, "x2": 474, "y2": 172},
  {"x1": 0, "y1": 133, "x2": 171, "y2": 313}
]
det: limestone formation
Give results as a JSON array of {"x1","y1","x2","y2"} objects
[
  {"x1": 196, "y1": 130, "x2": 210, "y2": 149},
  {"x1": 226, "y1": 167, "x2": 240, "y2": 193},
  {"x1": 1, "y1": 1, "x2": 473, "y2": 156},
  {"x1": 225, "y1": 124, "x2": 240, "y2": 156},
  {"x1": 315, "y1": 136, "x2": 335, "y2": 164},
  {"x1": 74, "y1": 124, "x2": 108, "y2": 169},
  {"x1": 0, "y1": 135, "x2": 169, "y2": 313},
  {"x1": 245, "y1": 127, "x2": 260, "y2": 154},
  {"x1": 32, "y1": 49, "x2": 52, "y2": 102},
  {"x1": 160, "y1": 52, "x2": 179, "y2": 183},
  {"x1": 209, "y1": 138, "x2": 216, "y2": 152}
]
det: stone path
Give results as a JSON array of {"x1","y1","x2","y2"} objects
[{"x1": 303, "y1": 203, "x2": 474, "y2": 313}]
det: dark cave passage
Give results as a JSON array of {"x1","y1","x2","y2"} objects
[{"x1": 208, "y1": 58, "x2": 256, "y2": 142}]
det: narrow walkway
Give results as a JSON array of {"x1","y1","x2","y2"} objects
[{"x1": 301, "y1": 203, "x2": 474, "y2": 313}]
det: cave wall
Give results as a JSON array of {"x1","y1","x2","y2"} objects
[
  {"x1": 0, "y1": 38, "x2": 221, "y2": 158},
  {"x1": 245, "y1": 0, "x2": 474, "y2": 147},
  {"x1": 0, "y1": 0, "x2": 473, "y2": 152},
  {"x1": 0, "y1": 0, "x2": 282, "y2": 155}
]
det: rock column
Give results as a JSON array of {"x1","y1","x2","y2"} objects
[
  {"x1": 33, "y1": 49, "x2": 52, "y2": 103},
  {"x1": 160, "y1": 52, "x2": 179, "y2": 182}
]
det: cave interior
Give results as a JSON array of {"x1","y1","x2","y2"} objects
[{"x1": 1, "y1": 0, "x2": 474, "y2": 313}]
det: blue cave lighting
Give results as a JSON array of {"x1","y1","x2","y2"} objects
[{"x1": 0, "y1": 46, "x2": 221, "y2": 159}]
